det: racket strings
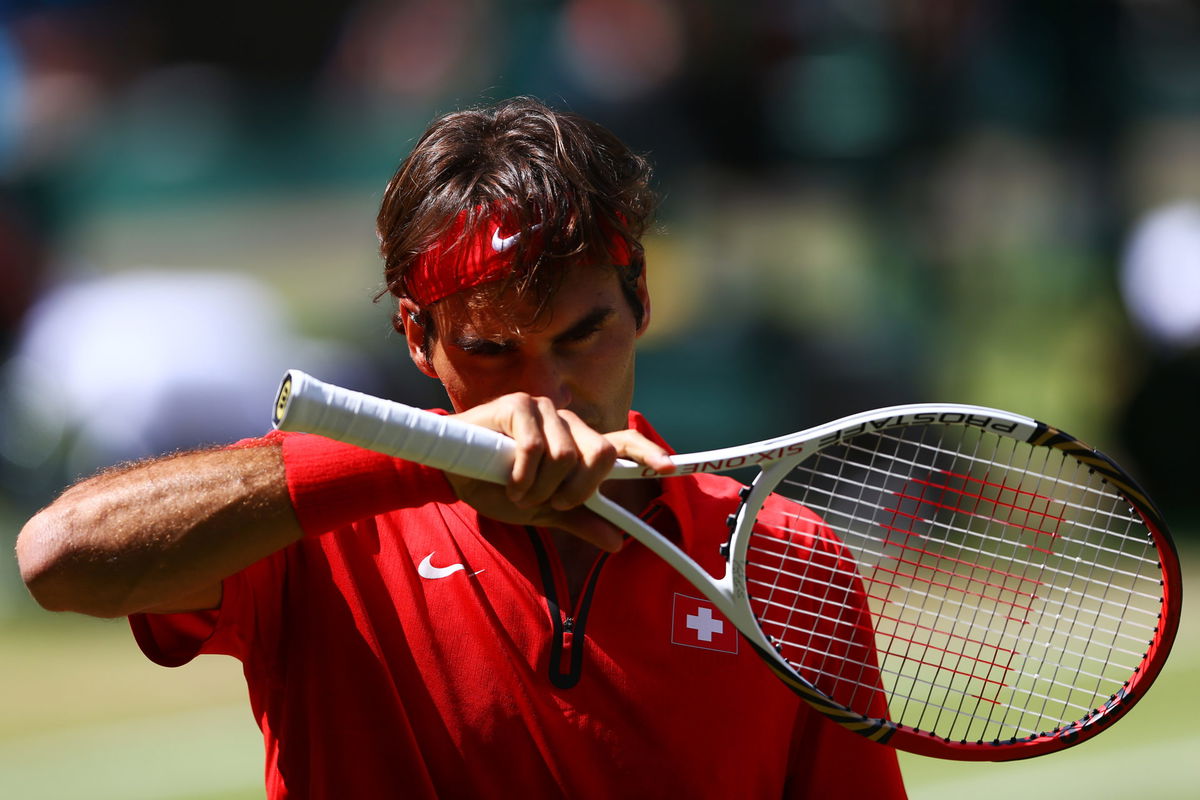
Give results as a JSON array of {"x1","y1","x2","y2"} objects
[
  {"x1": 782, "y1": 467, "x2": 1162, "y2": 603},
  {"x1": 777, "y1": 494, "x2": 1161, "y2": 633},
  {"x1": 1032, "y1": 500, "x2": 1149, "y2": 732},
  {"x1": 907, "y1": 424, "x2": 1004, "y2": 735},
  {"x1": 742, "y1": 423, "x2": 1165, "y2": 745},
  {"x1": 822, "y1": 431, "x2": 1152, "y2": 550},
  {"x1": 744, "y1": 532, "x2": 1147, "y2": 705},
  {"x1": 759, "y1": 429, "x2": 869, "y2": 702},
  {"x1": 745, "y1": 541, "x2": 1154, "y2": 676},
  {"x1": 767, "y1": 503, "x2": 1162, "y2": 638}
]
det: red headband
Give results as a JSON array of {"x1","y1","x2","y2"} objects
[{"x1": 405, "y1": 209, "x2": 633, "y2": 306}]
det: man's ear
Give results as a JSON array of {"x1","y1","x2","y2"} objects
[
  {"x1": 398, "y1": 298, "x2": 438, "y2": 378},
  {"x1": 633, "y1": 257, "x2": 652, "y2": 338}
]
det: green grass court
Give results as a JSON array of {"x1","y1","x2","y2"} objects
[{"x1": 2, "y1": 546, "x2": 1196, "y2": 799}]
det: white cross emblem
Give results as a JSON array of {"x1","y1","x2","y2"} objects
[{"x1": 686, "y1": 606, "x2": 724, "y2": 642}]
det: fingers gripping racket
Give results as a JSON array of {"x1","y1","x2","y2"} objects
[{"x1": 272, "y1": 370, "x2": 1180, "y2": 762}]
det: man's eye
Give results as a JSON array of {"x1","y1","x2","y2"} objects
[
  {"x1": 463, "y1": 341, "x2": 509, "y2": 356},
  {"x1": 562, "y1": 324, "x2": 601, "y2": 344}
]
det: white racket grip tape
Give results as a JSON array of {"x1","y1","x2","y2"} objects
[{"x1": 272, "y1": 370, "x2": 516, "y2": 485}]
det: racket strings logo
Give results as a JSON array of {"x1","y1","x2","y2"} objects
[{"x1": 671, "y1": 593, "x2": 738, "y2": 654}]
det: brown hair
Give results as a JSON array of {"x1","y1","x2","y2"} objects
[{"x1": 376, "y1": 96, "x2": 657, "y2": 333}]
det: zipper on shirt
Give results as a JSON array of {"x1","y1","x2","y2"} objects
[
  {"x1": 560, "y1": 616, "x2": 576, "y2": 673},
  {"x1": 526, "y1": 527, "x2": 608, "y2": 689}
]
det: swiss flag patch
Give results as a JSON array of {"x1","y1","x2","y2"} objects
[{"x1": 671, "y1": 593, "x2": 739, "y2": 654}]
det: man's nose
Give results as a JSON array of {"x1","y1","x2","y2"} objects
[{"x1": 517, "y1": 355, "x2": 572, "y2": 409}]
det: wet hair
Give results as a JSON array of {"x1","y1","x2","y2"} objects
[{"x1": 376, "y1": 96, "x2": 657, "y2": 342}]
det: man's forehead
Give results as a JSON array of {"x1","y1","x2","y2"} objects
[
  {"x1": 429, "y1": 282, "x2": 547, "y2": 341},
  {"x1": 425, "y1": 259, "x2": 624, "y2": 341}
]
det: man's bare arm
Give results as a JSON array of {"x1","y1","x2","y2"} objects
[
  {"x1": 15, "y1": 443, "x2": 303, "y2": 618},
  {"x1": 14, "y1": 391, "x2": 676, "y2": 619}
]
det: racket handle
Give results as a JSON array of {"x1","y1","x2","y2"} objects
[{"x1": 272, "y1": 370, "x2": 515, "y2": 485}]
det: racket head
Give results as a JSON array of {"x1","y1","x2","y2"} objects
[{"x1": 727, "y1": 405, "x2": 1180, "y2": 761}]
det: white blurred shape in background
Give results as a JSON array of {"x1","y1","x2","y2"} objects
[
  {"x1": 3, "y1": 269, "x2": 367, "y2": 478},
  {"x1": 1120, "y1": 201, "x2": 1200, "y2": 351}
]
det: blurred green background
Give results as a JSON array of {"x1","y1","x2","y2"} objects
[{"x1": 1, "y1": 1, "x2": 1197, "y2": 797}]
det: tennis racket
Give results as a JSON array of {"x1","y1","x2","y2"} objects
[{"x1": 271, "y1": 370, "x2": 1180, "y2": 762}]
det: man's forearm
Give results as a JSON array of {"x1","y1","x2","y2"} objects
[{"x1": 15, "y1": 442, "x2": 303, "y2": 618}]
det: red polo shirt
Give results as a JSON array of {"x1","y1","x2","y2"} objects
[{"x1": 131, "y1": 413, "x2": 905, "y2": 798}]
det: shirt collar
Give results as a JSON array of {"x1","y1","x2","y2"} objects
[{"x1": 625, "y1": 410, "x2": 693, "y2": 537}]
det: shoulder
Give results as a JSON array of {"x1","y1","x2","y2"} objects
[
  {"x1": 656, "y1": 471, "x2": 744, "y2": 526},
  {"x1": 683, "y1": 471, "x2": 745, "y2": 501},
  {"x1": 754, "y1": 491, "x2": 856, "y2": 572},
  {"x1": 670, "y1": 472, "x2": 824, "y2": 530}
]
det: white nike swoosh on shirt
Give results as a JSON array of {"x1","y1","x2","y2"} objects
[{"x1": 417, "y1": 552, "x2": 483, "y2": 580}]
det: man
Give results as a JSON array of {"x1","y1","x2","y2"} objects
[{"x1": 17, "y1": 97, "x2": 906, "y2": 798}]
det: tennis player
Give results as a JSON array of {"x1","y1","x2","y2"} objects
[{"x1": 17, "y1": 97, "x2": 906, "y2": 798}]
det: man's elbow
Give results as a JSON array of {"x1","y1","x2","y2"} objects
[{"x1": 15, "y1": 511, "x2": 127, "y2": 618}]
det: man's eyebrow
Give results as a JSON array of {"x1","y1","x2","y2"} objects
[
  {"x1": 452, "y1": 331, "x2": 514, "y2": 353},
  {"x1": 450, "y1": 306, "x2": 616, "y2": 352},
  {"x1": 554, "y1": 306, "x2": 615, "y2": 342}
]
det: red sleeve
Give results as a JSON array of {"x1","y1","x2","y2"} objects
[
  {"x1": 129, "y1": 553, "x2": 282, "y2": 667},
  {"x1": 278, "y1": 430, "x2": 456, "y2": 536},
  {"x1": 129, "y1": 427, "x2": 458, "y2": 665}
]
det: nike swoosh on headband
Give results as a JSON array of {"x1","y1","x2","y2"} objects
[{"x1": 491, "y1": 223, "x2": 543, "y2": 253}]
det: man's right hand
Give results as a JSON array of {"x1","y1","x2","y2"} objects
[{"x1": 445, "y1": 393, "x2": 674, "y2": 552}]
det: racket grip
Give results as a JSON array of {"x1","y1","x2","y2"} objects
[{"x1": 272, "y1": 370, "x2": 515, "y2": 485}]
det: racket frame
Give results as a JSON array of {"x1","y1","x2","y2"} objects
[{"x1": 272, "y1": 370, "x2": 1180, "y2": 762}]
